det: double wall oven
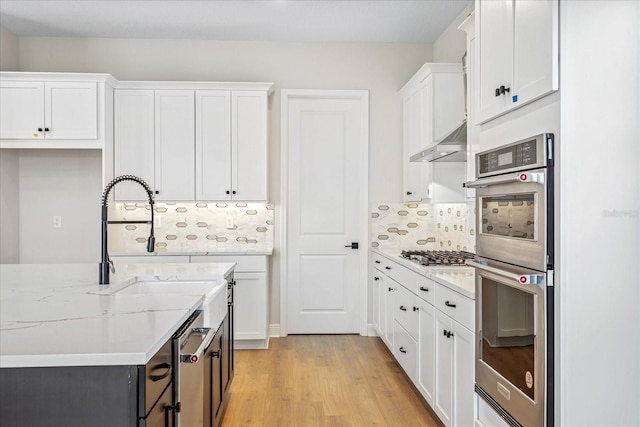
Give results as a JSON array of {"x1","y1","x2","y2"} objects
[{"x1": 466, "y1": 134, "x2": 554, "y2": 427}]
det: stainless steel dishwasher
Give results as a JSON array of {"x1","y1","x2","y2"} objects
[{"x1": 172, "y1": 310, "x2": 217, "y2": 427}]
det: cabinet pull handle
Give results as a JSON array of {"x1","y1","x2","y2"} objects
[
  {"x1": 399, "y1": 347, "x2": 407, "y2": 354},
  {"x1": 37, "y1": 127, "x2": 43, "y2": 132},
  {"x1": 232, "y1": 190, "x2": 236, "y2": 195},
  {"x1": 419, "y1": 286, "x2": 429, "y2": 292},
  {"x1": 210, "y1": 349, "x2": 221, "y2": 359},
  {"x1": 413, "y1": 306, "x2": 419, "y2": 312},
  {"x1": 443, "y1": 329, "x2": 454, "y2": 338},
  {"x1": 374, "y1": 276, "x2": 380, "y2": 281},
  {"x1": 496, "y1": 85, "x2": 511, "y2": 96},
  {"x1": 406, "y1": 191, "x2": 413, "y2": 195},
  {"x1": 375, "y1": 260, "x2": 381, "y2": 264},
  {"x1": 400, "y1": 306, "x2": 407, "y2": 311},
  {"x1": 385, "y1": 266, "x2": 391, "y2": 270},
  {"x1": 388, "y1": 287, "x2": 394, "y2": 292},
  {"x1": 44, "y1": 127, "x2": 50, "y2": 132},
  {"x1": 149, "y1": 362, "x2": 172, "y2": 382},
  {"x1": 445, "y1": 301, "x2": 457, "y2": 308},
  {"x1": 226, "y1": 190, "x2": 230, "y2": 195}
]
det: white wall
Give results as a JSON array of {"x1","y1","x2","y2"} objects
[
  {"x1": 15, "y1": 36, "x2": 433, "y2": 324},
  {"x1": 559, "y1": 1, "x2": 640, "y2": 425},
  {"x1": 432, "y1": 1, "x2": 474, "y2": 63},
  {"x1": 18, "y1": 150, "x2": 102, "y2": 264},
  {"x1": 0, "y1": 150, "x2": 20, "y2": 263},
  {"x1": 0, "y1": 25, "x2": 18, "y2": 70}
]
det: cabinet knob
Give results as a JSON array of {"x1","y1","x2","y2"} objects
[
  {"x1": 37, "y1": 127, "x2": 43, "y2": 132},
  {"x1": 44, "y1": 127, "x2": 50, "y2": 132},
  {"x1": 413, "y1": 306, "x2": 419, "y2": 312},
  {"x1": 443, "y1": 329, "x2": 454, "y2": 338},
  {"x1": 226, "y1": 190, "x2": 230, "y2": 195},
  {"x1": 232, "y1": 190, "x2": 236, "y2": 195},
  {"x1": 374, "y1": 276, "x2": 380, "y2": 281},
  {"x1": 406, "y1": 191, "x2": 413, "y2": 195},
  {"x1": 155, "y1": 190, "x2": 159, "y2": 195},
  {"x1": 388, "y1": 287, "x2": 394, "y2": 292}
]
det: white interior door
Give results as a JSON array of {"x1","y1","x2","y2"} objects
[{"x1": 284, "y1": 91, "x2": 368, "y2": 334}]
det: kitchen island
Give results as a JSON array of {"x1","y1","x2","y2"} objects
[{"x1": 0, "y1": 262, "x2": 235, "y2": 427}]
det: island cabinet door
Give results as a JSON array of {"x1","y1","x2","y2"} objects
[{"x1": 141, "y1": 385, "x2": 173, "y2": 427}]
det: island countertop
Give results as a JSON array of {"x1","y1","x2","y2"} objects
[{"x1": 0, "y1": 262, "x2": 234, "y2": 368}]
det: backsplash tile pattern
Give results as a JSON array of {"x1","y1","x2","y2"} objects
[
  {"x1": 371, "y1": 202, "x2": 476, "y2": 253},
  {"x1": 110, "y1": 202, "x2": 274, "y2": 252}
]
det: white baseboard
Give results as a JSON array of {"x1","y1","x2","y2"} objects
[
  {"x1": 235, "y1": 338, "x2": 269, "y2": 350},
  {"x1": 367, "y1": 323, "x2": 379, "y2": 337},
  {"x1": 269, "y1": 323, "x2": 281, "y2": 337}
]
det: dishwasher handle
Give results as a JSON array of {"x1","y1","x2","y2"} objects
[{"x1": 180, "y1": 327, "x2": 216, "y2": 364}]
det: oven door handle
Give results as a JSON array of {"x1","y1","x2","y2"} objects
[
  {"x1": 465, "y1": 172, "x2": 545, "y2": 188},
  {"x1": 466, "y1": 259, "x2": 544, "y2": 285},
  {"x1": 180, "y1": 326, "x2": 216, "y2": 364}
]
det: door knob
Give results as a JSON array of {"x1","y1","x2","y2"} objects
[{"x1": 345, "y1": 242, "x2": 359, "y2": 249}]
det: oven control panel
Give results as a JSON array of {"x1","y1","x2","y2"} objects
[{"x1": 477, "y1": 133, "x2": 553, "y2": 177}]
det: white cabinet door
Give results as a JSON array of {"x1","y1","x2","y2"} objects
[
  {"x1": 477, "y1": 0, "x2": 513, "y2": 123},
  {"x1": 372, "y1": 272, "x2": 382, "y2": 336},
  {"x1": 512, "y1": 0, "x2": 559, "y2": 107},
  {"x1": 477, "y1": 0, "x2": 558, "y2": 123},
  {"x1": 114, "y1": 89, "x2": 155, "y2": 201},
  {"x1": 154, "y1": 90, "x2": 195, "y2": 201},
  {"x1": 0, "y1": 81, "x2": 44, "y2": 139},
  {"x1": 434, "y1": 309, "x2": 453, "y2": 427},
  {"x1": 452, "y1": 320, "x2": 474, "y2": 427},
  {"x1": 430, "y1": 73, "x2": 466, "y2": 143},
  {"x1": 402, "y1": 86, "x2": 427, "y2": 202},
  {"x1": 45, "y1": 82, "x2": 97, "y2": 139},
  {"x1": 234, "y1": 272, "x2": 268, "y2": 341},
  {"x1": 232, "y1": 91, "x2": 267, "y2": 201},
  {"x1": 195, "y1": 90, "x2": 232, "y2": 200},
  {"x1": 418, "y1": 298, "x2": 436, "y2": 406},
  {"x1": 383, "y1": 277, "x2": 395, "y2": 350}
]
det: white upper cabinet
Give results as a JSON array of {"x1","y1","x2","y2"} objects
[
  {"x1": 476, "y1": 0, "x2": 559, "y2": 124},
  {"x1": 0, "y1": 73, "x2": 112, "y2": 148},
  {"x1": 232, "y1": 91, "x2": 268, "y2": 201},
  {"x1": 114, "y1": 82, "x2": 272, "y2": 202},
  {"x1": 154, "y1": 90, "x2": 195, "y2": 201},
  {"x1": 113, "y1": 89, "x2": 155, "y2": 201},
  {"x1": 196, "y1": 90, "x2": 232, "y2": 201},
  {"x1": 400, "y1": 63, "x2": 466, "y2": 203}
]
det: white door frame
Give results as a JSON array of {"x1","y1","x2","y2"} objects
[{"x1": 279, "y1": 89, "x2": 369, "y2": 337}]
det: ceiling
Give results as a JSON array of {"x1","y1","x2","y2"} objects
[{"x1": 0, "y1": 0, "x2": 469, "y2": 43}]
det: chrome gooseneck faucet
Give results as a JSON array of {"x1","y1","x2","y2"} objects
[{"x1": 100, "y1": 175, "x2": 155, "y2": 285}]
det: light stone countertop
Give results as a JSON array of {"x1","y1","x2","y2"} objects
[
  {"x1": 0, "y1": 262, "x2": 235, "y2": 368},
  {"x1": 110, "y1": 248, "x2": 274, "y2": 256},
  {"x1": 372, "y1": 248, "x2": 476, "y2": 299}
]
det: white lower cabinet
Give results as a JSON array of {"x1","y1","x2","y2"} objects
[
  {"x1": 417, "y1": 297, "x2": 436, "y2": 406},
  {"x1": 475, "y1": 393, "x2": 511, "y2": 427},
  {"x1": 191, "y1": 255, "x2": 269, "y2": 349},
  {"x1": 372, "y1": 252, "x2": 475, "y2": 427}
]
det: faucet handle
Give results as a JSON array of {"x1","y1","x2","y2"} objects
[{"x1": 109, "y1": 259, "x2": 115, "y2": 274}]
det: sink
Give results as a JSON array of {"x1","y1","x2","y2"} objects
[{"x1": 115, "y1": 280, "x2": 218, "y2": 296}]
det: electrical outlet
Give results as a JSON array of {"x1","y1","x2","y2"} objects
[
  {"x1": 53, "y1": 216, "x2": 62, "y2": 228},
  {"x1": 226, "y1": 215, "x2": 234, "y2": 229},
  {"x1": 155, "y1": 216, "x2": 162, "y2": 228}
]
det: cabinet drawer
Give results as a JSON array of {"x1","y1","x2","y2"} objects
[
  {"x1": 372, "y1": 254, "x2": 419, "y2": 294},
  {"x1": 416, "y1": 275, "x2": 436, "y2": 305},
  {"x1": 434, "y1": 283, "x2": 474, "y2": 331},
  {"x1": 190, "y1": 255, "x2": 266, "y2": 272},
  {"x1": 394, "y1": 284, "x2": 419, "y2": 340},
  {"x1": 139, "y1": 338, "x2": 172, "y2": 418},
  {"x1": 393, "y1": 321, "x2": 417, "y2": 383}
]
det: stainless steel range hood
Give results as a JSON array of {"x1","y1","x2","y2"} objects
[{"x1": 409, "y1": 119, "x2": 467, "y2": 162}]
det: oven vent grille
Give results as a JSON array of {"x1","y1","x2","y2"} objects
[{"x1": 475, "y1": 384, "x2": 523, "y2": 427}]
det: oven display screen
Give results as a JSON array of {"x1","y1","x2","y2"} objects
[
  {"x1": 479, "y1": 139, "x2": 538, "y2": 175},
  {"x1": 480, "y1": 278, "x2": 535, "y2": 400}
]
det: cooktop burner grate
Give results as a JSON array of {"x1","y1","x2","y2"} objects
[{"x1": 399, "y1": 250, "x2": 475, "y2": 266}]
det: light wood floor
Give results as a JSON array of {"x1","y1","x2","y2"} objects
[{"x1": 221, "y1": 335, "x2": 442, "y2": 427}]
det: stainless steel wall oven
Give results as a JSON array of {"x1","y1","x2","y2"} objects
[{"x1": 467, "y1": 134, "x2": 554, "y2": 427}]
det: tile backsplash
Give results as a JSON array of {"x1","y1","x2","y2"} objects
[
  {"x1": 371, "y1": 202, "x2": 476, "y2": 253},
  {"x1": 109, "y1": 202, "x2": 274, "y2": 252}
]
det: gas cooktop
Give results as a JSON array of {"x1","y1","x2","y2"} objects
[{"x1": 399, "y1": 250, "x2": 475, "y2": 267}]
